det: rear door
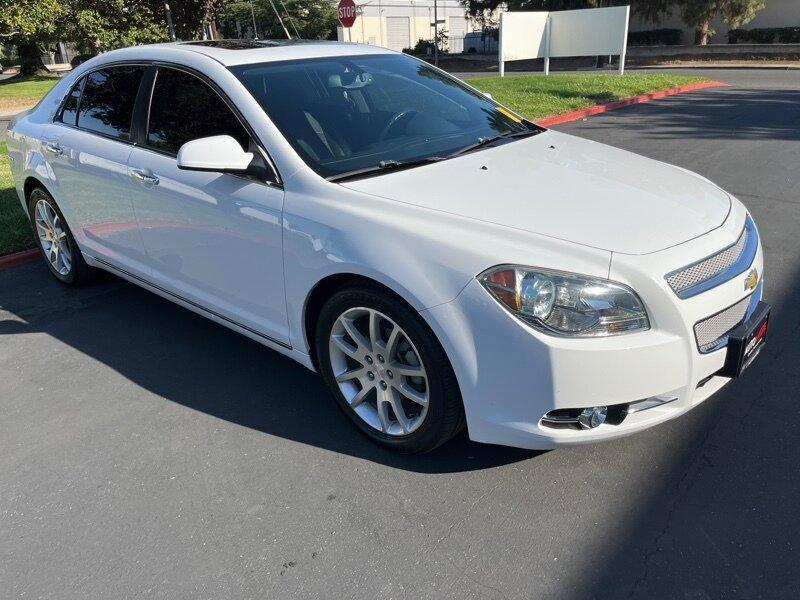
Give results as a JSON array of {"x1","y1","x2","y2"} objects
[
  {"x1": 47, "y1": 65, "x2": 149, "y2": 276},
  {"x1": 125, "y1": 66, "x2": 289, "y2": 345}
]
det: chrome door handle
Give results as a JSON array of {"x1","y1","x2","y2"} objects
[
  {"x1": 43, "y1": 141, "x2": 63, "y2": 156},
  {"x1": 130, "y1": 169, "x2": 159, "y2": 186}
]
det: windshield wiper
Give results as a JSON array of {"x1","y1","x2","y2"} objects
[
  {"x1": 328, "y1": 156, "x2": 447, "y2": 183},
  {"x1": 327, "y1": 128, "x2": 541, "y2": 183},
  {"x1": 447, "y1": 128, "x2": 542, "y2": 159}
]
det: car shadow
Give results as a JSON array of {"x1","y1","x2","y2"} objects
[
  {"x1": 560, "y1": 86, "x2": 800, "y2": 142},
  {"x1": 0, "y1": 262, "x2": 541, "y2": 473},
  {"x1": 561, "y1": 249, "x2": 800, "y2": 599}
]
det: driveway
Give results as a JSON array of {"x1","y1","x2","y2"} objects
[{"x1": 1, "y1": 70, "x2": 799, "y2": 599}]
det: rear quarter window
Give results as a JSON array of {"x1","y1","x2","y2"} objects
[{"x1": 58, "y1": 78, "x2": 84, "y2": 127}]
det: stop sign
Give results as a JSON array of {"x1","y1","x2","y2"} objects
[{"x1": 338, "y1": 0, "x2": 357, "y2": 28}]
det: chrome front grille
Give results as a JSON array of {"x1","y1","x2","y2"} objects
[
  {"x1": 665, "y1": 216, "x2": 758, "y2": 299},
  {"x1": 694, "y1": 294, "x2": 751, "y2": 353}
]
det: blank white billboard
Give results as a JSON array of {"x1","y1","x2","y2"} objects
[
  {"x1": 499, "y1": 5, "x2": 630, "y2": 75},
  {"x1": 499, "y1": 11, "x2": 549, "y2": 62},
  {"x1": 549, "y1": 6, "x2": 629, "y2": 58}
]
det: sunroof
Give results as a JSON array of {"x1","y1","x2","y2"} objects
[{"x1": 184, "y1": 40, "x2": 283, "y2": 50}]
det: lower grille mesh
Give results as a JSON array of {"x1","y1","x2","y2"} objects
[{"x1": 694, "y1": 295, "x2": 751, "y2": 353}]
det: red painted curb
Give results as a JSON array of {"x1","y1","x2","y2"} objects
[
  {"x1": 536, "y1": 80, "x2": 728, "y2": 127},
  {"x1": 0, "y1": 248, "x2": 39, "y2": 271}
]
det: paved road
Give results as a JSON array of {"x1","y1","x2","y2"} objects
[{"x1": 1, "y1": 70, "x2": 799, "y2": 599}]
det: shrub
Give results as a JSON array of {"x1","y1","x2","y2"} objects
[
  {"x1": 627, "y1": 29, "x2": 683, "y2": 46},
  {"x1": 403, "y1": 39, "x2": 436, "y2": 55},
  {"x1": 728, "y1": 27, "x2": 800, "y2": 44}
]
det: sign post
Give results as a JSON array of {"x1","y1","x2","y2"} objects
[{"x1": 618, "y1": 5, "x2": 630, "y2": 75}]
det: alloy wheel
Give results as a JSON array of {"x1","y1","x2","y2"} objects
[
  {"x1": 328, "y1": 307, "x2": 429, "y2": 436},
  {"x1": 34, "y1": 197, "x2": 72, "y2": 276}
]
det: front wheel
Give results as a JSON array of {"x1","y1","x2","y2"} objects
[{"x1": 316, "y1": 286, "x2": 465, "y2": 454}]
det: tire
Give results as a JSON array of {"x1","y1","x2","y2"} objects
[
  {"x1": 316, "y1": 285, "x2": 465, "y2": 454},
  {"x1": 27, "y1": 187, "x2": 92, "y2": 285}
]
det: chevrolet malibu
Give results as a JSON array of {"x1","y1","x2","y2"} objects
[{"x1": 7, "y1": 40, "x2": 769, "y2": 453}]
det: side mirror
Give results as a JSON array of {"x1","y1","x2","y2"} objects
[
  {"x1": 177, "y1": 135, "x2": 254, "y2": 173},
  {"x1": 483, "y1": 92, "x2": 493, "y2": 101}
]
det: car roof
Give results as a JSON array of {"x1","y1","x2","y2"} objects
[{"x1": 99, "y1": 39, "x2": 396, "y2": 67}]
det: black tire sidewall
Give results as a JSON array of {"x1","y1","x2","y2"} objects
[{"x1": 316, "y1": 286, "x2": 461, "y2": 454}]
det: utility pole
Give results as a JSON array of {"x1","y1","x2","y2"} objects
[
  {"x1": 248, "y1": 0, "x2": 259, "y2": 38},
  {"x1": 165, "y1": 3, "x2": 176, "y2": 41},
  {"x1": 267, "y1": 0, "x2": 292, "y2": 39},
  {"x1": 433, "y1": 0, "x2": 438, "y2": 67},
  {"x1": 279, "y1": 0, "x2": 301, "y2": 38}
]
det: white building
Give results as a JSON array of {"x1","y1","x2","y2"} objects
[
  {"x1": 336, "y1": 0, "x2": 486, "y2": 53},
  {"x1": 630, "y1": 0, "x2": 800, "y2": 44}
]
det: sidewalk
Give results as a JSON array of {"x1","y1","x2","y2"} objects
[{"x1": 0, "y1": 113, "x2": 19, "y2": 140}]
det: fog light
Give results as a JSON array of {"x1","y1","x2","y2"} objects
[{"x1": 578, "y1": 406, "x2": 607, "y2": 429}]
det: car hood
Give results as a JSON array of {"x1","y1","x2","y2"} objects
[{"x1": 341, "y1": 130, "x2": 731, "y2": 255}]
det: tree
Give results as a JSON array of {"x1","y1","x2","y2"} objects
[
  {"x1": 463, "y1": 0, "x2": 604, "y2": 22},
  {"x1": 625, "y1": 0, "x2": 766, "y2": 44},
  {"x1": 66, "y1": 1, "x2": 229, "y2": 48},
  {"x1": 0, "y1": 0, "x2": 66, "y2": 74},
  {"x1": 161, "y1": 0, "x2": 227, "y2": 40},
  {"x1": 67, "y1": 1, "x2": 168, "y2": 53},
  {"x1": 464, "y1": 0, "x2": 765, "y2": 45},
  {"x1": 219, "y1": 0, "x2": 338, "y2": 40},
  {"x1": 677, "y1": 0, "x2": 765, "y2": 44},
  {"x1": 1, "y1": 0, "x2": 234, "y2": 74},
  {"x1": 628, "y1": 0, "x2": 674, "y2": 23}
]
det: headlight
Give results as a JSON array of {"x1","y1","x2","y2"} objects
[{"x1": 479, "y1": 265, "x2": 649, "y2": 337}]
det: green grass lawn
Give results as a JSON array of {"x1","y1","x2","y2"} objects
[
  {"x1": 0, "y1": 141, "x2": 35, "y2": 255},
  {"x1": 466, "y1": 73, "x2": 709, "y2": 121},
  {"x1": 0, "y1": 75, "x2": 59, "y2": 113}
]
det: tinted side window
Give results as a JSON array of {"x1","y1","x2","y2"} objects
[
  {"x1": 77, "y1": 66, "x2": 144, "y2": 140},
  {"x1": 147, "y1": 68, "x2": 249, "y2": 155},
  {"x1": 59, "y1": 78, "x2": 84, "y2": 126}
]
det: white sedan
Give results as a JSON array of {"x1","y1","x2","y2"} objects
[{"x1": 7, "y1": 40, "x2": 769, "y2": 453}]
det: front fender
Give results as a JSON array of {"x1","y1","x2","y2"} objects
[{"x1": 281, "y1": 177, "x2": 611, "y2": 354}]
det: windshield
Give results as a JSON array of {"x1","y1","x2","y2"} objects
[{"x1": 230, "y1": 54, "x2": 538, "y2": 180}]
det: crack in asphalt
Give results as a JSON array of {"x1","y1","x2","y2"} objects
[{"x1": 626, "y1": 421, "x2": 717, "y2": 597}]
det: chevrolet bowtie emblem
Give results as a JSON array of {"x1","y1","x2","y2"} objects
[{"x1": 744, "y1": 268, "x2": 759, "y2": 291}]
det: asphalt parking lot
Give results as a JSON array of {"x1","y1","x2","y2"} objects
[{"x1": 2, "y1": 70, "x2": 799, "y2": 599}]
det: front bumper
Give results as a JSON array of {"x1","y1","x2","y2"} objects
[{"x1": 423, "y1": 208, "x2": 765, "y2": 450}]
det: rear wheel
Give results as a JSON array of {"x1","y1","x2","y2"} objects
[
  {"x1": 316, "y1": 285, "x2": 465, "y2": 454},
  {"x1": 28, "y1": 187, "x2": 91, "y2": 285}
]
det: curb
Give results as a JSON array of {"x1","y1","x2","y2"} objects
[
  {"x1": 0, "y1": 248, "x2": 39, "y2": 272},
  {"x1": 632, "y1": 64, "x2": 800, "y2": 70},
  {"x1": 536, "y1": 80, "x2": 728, "y2": 127}
]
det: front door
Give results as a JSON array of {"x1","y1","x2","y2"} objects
[{"x1": 126, "y1": 66, "x2": 289, "y2": 345}]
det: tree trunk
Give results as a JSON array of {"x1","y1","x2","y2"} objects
[
  {"x1": 17, "y1": 41, "x2": 48, "y2": 76},
  {"x1": 694, "y1": 20, "x2": 711, "y2": 45}
]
